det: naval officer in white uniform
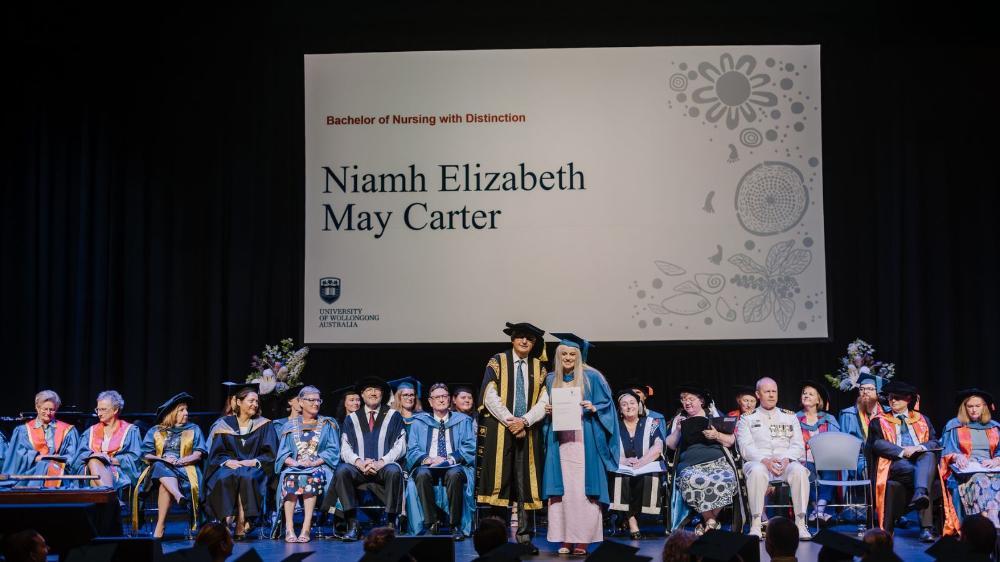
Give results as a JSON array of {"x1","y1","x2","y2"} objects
[{"x1": 735, "y1": 377, "x2": 812, "y2": 540}]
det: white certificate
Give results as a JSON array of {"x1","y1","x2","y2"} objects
[{"x1": 551, "y1": 387, "x2": 583, "y2": 432}]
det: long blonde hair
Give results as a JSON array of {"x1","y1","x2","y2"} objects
[
  {"x1": 552, "y1": 344, "x2": 592, "y2": 393},
  {"x1": 958, "y1": 396, "x2": 993, "y2": 424}
]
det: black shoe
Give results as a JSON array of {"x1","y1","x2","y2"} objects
[
  {"x1": 385, "y1": 517, "x2": 396, "y2": 531},
  {"x1": 342, "y1": 521, "x2": 361, "y2": 542},
  {"x1": 519, "y1": 542, "x2": 539, "y2": 555},
  {"x1": 919, "y1": 527, "x2": 937, "y2": 543},
  {"x1": 908, "y1": 492, "x2": 930, "y2": 511},
  {"x1": 429, "y1": 521, "x2": 442, "y2": 535}
]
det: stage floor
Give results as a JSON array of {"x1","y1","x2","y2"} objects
[{"x1": 153, "y1": 522, "x2": 938, "y2": 561}]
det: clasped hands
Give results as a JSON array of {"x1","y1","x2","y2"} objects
[
  {"x1": 504, "y1": 416, "x2": 527, "y2": 438},
  {"x1": 224, "y1": 459, "x2": 260, "y2": 470},
  {"x1": 761, "y1": 456, "x2": 790, "y2": 476},
  {"x1": 354, "y1": 458, "x2": 387, "y2": 475},
  {"x1": 422, "y1": 455, "x2": 450, "y2": 466},
  {"x1": 623, "y1": 456, "x2": 646, "y2": 468}
]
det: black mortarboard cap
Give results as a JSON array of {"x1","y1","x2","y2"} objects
[
  {"x1": 155, "y1": 392, "x2": 194, "y2": 423},
  {"x1": 689, "y1": 529, "x2": 758, "y2": 561},
  {"x1": 472, "y1": 542, "x2": 536, "y2": 562},
  {"x1": 812, "y1": 529, "x2": 867, "y2": 558},
  {"x1": 925, "y1": 536, "x2": 992, "y2": 562},
  {"x1": 584, "y1": 539, "x2": 642, "y2": 562},
  {"x1": 63, "y1": 544, "x2": 119, "y2": 562},
  {"x1": 221, "y1": 381, "x2": 260, "y2": 397},
  {"x1": 955, "y1": 388, "x2": 997, "y2": 412},
  {"x1": 882, "y1": 380, "x2": 919, "y2": 397}
]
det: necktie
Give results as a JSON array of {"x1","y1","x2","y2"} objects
[
  {"x1": 514, "y1": 360, "x2": 527, "y2": 417},
  {"x1": 369, "y1": 410, "x2": 376, "y2": 432},
  {"x1": 897, "y1": 415, "x2": 914, "y2": 447},
  {"x1": 437, "y1": 420, "x2": 447, "y2": 459}
]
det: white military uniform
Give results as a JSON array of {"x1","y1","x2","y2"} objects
[{"x1": 735, "y1": 406, "x2": 810, "y2": 522}]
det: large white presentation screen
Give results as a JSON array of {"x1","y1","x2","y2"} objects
[{"x1": 304, "y1": 45, "x2": 826, "y2": 344}]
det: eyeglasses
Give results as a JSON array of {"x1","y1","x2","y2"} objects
[
  {"x1": 301, "y1": 397, "x2": 323, "y2": 404},
  {"x1": 858, "y1": 386, "x2": 877, "y2": 392},
  {"x1": 94, "y1": 407, "x2": 114, "y2": 414}
]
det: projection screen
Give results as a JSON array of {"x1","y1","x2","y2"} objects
[{"x1": 304, "y1": 45, "x2": 826, "y2": 344}]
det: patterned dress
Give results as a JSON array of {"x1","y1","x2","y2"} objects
[
  {"x1": 676, "y1": 417, "x2": 737, "y2": 513},
  {"x1": 281, "y1": 426, "x2": 326, "y2": 499}
]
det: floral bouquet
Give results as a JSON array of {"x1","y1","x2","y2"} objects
[
  {"x1": 824, "y1": 338, "x2": 895, "y2": 391},
  {"x1": 246, "y1": 338, "x2": 308, "y2": 395}
]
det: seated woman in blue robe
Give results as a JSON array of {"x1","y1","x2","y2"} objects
[
  {"x1": 72, "y1": 390, "x2": 142, "y2": 494},
  {"x1": 541, "y1": 337, "x2": 619, "y2": 555},
  {"x1": 1, "y1": 389, "x2": 79, "y2": 489},
  {"x1": 665, "y1": 385, "x2": 744, "y2": 535},
  {"x1": 941, "y1": 388, "x2": 1000, "y2": 535},
  {"x1": 403, "y1": 383, "x2": 477, "y2": 540},
  {"x1": 203, "y1": 385, "x2": 277, "y2": 540},
  {"x1": 608, "y1": 389, "x2": 665, "y2": 539},
  {"x1": 132, "y1": 392, "x2": 207, "y2": 538},
  {"x1": 389, "y1": 377, "x2": 423, "y2": 439},
  {"x1": 275, "y1": 385, "x2": 340, "y2": 543},
  {"x1": 796, "y1": 381, "x2": 842, "y2": 523}
]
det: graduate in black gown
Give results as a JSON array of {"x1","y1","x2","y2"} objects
[{"x1": 203, "y1": 384, "x2": 278, "y2": 539}]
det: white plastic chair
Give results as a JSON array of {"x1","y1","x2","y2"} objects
[{"x1": 808, "y1": 432, "x2": 872, "y2": 532}]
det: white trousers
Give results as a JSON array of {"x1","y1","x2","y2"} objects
[{"x1": 744, "y1": 460, "x2": 810, "y2": 518}]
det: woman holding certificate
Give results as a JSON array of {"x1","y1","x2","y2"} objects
[
  {"x1": 541, "y1": 334, "x2": 618, "y2": 556},
  {"x1": 940, "y1": 388, "x2": 1000, "y2": 534},
  {"x1": 664, "y1": 385, "x2": 741, "y2": 535}
]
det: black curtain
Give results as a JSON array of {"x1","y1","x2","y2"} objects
[{"x1": 2, "y1": 4, "x2": 998, "y2": 430}]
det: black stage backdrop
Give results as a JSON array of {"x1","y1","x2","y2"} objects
[{"x1": 2, "y1": 4, "x2": 998, "y2": 429}]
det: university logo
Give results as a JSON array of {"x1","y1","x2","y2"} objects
[{"x1": 319, "y1": 277, "x2": 341, "y2": 304}]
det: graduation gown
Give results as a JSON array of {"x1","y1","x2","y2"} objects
[
  {"x1": 203, "y1": 416, "x2": 278, "y2": 520},
  {"x1": 647, "y1": 409, "x2": 668, "y2": 440},
  {"x1": 866, "y1": 411, "x2": 939, "y2": 529},
  {"x1": 938, "y1": 418, "x2": 1000, "y2": 536},
  {"x1": 0, "y1": 419, "x2": 79, "y2": 488},
  {"x1": 275, "y1": 415, "x2": 340, "y2": 507},
  {"x1": 610, "y1": 415, "x2": 666, "y2": 517},
  {"x1": 321, "y1": 409, "x2": 403, "y2": 512},
  {"x1": 132, "y1": 422, "x2": 207, "y2": 531},
  {"x1": 839, "y1": 404, "x2": 888, "y2": 473},
  {"x1": 403, "y1": 411, "x2": 477, "y2": 536},
  {"x1": 477, "y1": 350, "x2": 547, "y2": 509},
  {"x1": 541, "y1": 370, "x2": 620, "y2": 504},
  {"x1": 73, "y1": 421, "x2": 143, "y2": 491},
  {"x1": 0, "y1": 431, "x2": 6, "y2": 468}
]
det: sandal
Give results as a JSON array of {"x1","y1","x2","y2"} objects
[
  {"x1": 705, "y1": 519, "x2": 721, "y2": 532},
  {"x1": 571, "y1": 546, "x2": 588, "y2": 556},
  {"x1": 694, "y1": 523, "x2": 705, "y2": 536},
  {"x1": 558, "y1": 544, "x2": 571, "y2": 555},
  {"x1": 297, "y1": 533, "x2": 312, "y2": 543},
  {"x1": 629, "y1": 530, "x2": 641, "y2": 540},
  {"x1": 285, "y1": 530, "x2": 298, "y2": 543}
]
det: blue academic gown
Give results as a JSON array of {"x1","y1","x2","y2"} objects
[
  {"x1": 0, "y1": 431, "x2": 7, "y2": 468},
  {"x1": 541, "y1": 370, "x2": 620, "y2": 504},
  {"x1": 838, "y1": 405, "x2": 887, "y2": 474},
  {"x1": 403, "y1": 411, "x2": 477, "y2": 536},
  {"x1": 0, "y1": 419, "x2": 80, "y2": 488},
  {"x1": 647, "y1": 409, "x2": 668, "y2": 441},
  {"x1": 939, "y1": 417, "x2": 1000, "y2": 534},
  {"x1": 72, "y1": 422, "x2": 144, "y2": 492},
  {"x1": 274, "y1": 416, "x2": 341, "y2": 507}
]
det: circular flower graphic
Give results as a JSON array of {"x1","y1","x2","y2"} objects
[
  {"x1": 735, "y1": 161, "x2": 808, "y2": 235},
  {"x1": 692, "y1": 54, "x2": 778, "y2": 130}
]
